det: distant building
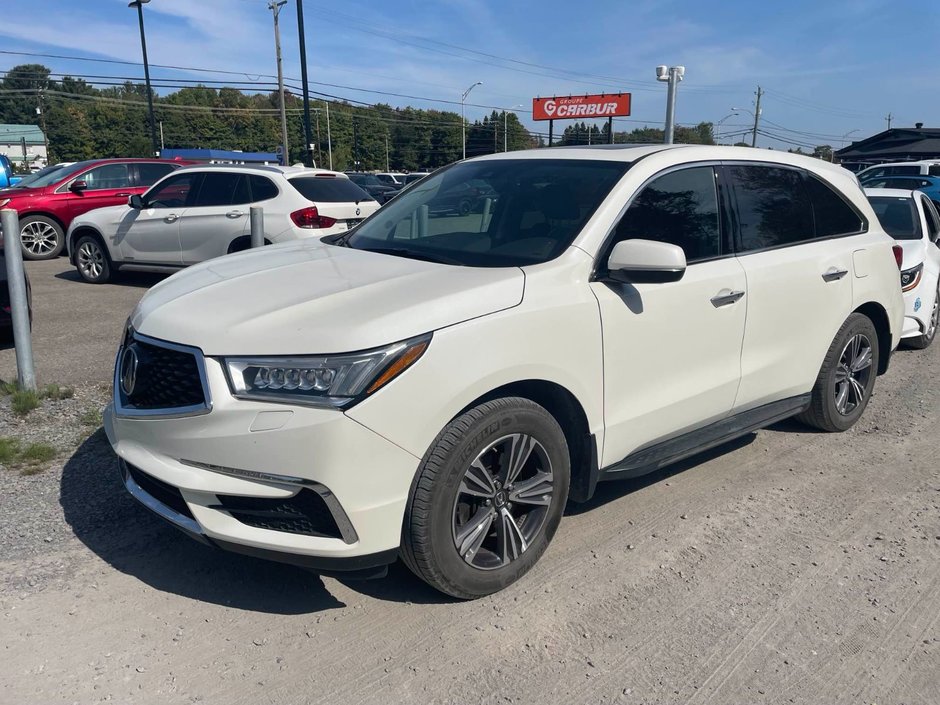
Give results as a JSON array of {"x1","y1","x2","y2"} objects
[
  {"x1": 160, "y1": 148, "x2": 281, "y2": 165},
  {"x1": 0, "y1": 124, "x2": 47, "y2": 169},
  {"x1": 835, "y1": 123, "x2": 940, "y2": 171}
]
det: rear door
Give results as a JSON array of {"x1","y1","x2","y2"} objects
[
  {"x1": 727, "y1": 163, "x2": 864, "y2": 410},
  {"x1": 176, "y1": 172, "x2": 250, "y2": 263},
  {"x1": 115, "y1": 171, "x2": 199, "y2": 264},
  {"x1": 287, "y1": 175, "x2": 379, "y2": 228},
  {"x1": 64, "y1": 163, "x2": 134, "y2": 221}
]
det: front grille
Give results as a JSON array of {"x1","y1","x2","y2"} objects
[
  {"x1": 119, "y1": 336, "x2": 206, "y2": 412},
  {"x1": 214, "y1": 490, "x2": 343, "y2": 539},
  {"x1": 125, "y1": 462, "x2": 195, "y2": 520}
]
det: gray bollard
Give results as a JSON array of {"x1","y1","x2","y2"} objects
[
  {"x1": 250, "y1": 206, "x2": 264, "y2": 248},
  {"x1": 1, "y1": 209, "x2": 36, "y2": 391}
]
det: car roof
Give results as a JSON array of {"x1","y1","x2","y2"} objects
[{"x1": 172, "y1": 163, "x2": 349, "y2": 179}]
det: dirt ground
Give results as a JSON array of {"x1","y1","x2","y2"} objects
[{"x1": 1, "y1": 259, "x2": 938, "y2": 704}]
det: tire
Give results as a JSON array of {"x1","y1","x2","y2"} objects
[
  {"x1": 20, "y1": 215, "x2": 64, "y2": 260},
  {"x1": 905, "y1": 285, "x2": 939, "y2": 350},
  {"x1": 401, "y1": 397, "x2": 570, "y2": 599},
  {"x1": 797, "y1": 313, "x2": 879, "y2": 432},
  {"x1": 74, "y1": 235, "x2": 112, "y2": 284},
  {"x1": 458, "y1": 199, "x2": 472, "y2": 216}
]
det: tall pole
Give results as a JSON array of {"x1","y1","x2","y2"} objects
[
  {"x1": 503, "y1": 110, "x2": 508, "y2": 152},
  {"x1": 461, "y1": 81, "x2": 482, "y2": 160},
  {"x1": 296, "y1": 0, "x2": 314, "y2": 167},
  {"x1": 751, "y1": 85, "x2": 763, "y2": 148},
  {"x1": 325, "y1": 102, "x2": 332, "y2": 169},
  {"x1": 36, "y1": 91, "x2": 50, "y2": 163},
  {"x1": 657, "y1": 65, "x2": 684, "y2": 145},
  {"x1": 885, "y1": 113, "x2": 893, "y2": 130},
  {"x1": 269, "y1": 0, "x2": 289, "y2": 166},
  {"x1": 313, "y1": 108, "x2": 322, "y2": 166},
  {"x1": 129, "y1": 0, "x2": 158, "y2": 157},
  {"x1": 385, "y1": 132, "x2": 389, "y2": 171}
]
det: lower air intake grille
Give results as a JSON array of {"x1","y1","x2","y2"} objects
[
  {"x1": 125, "y1": 462, "x2": 195, "y2": 520},
  {"x1": 214, "y1": 490, "x2": 343, "y2": 539}
]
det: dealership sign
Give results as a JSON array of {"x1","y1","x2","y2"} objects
[{"x1": 532, "y1": 93, "x2": 631, "y2": 121}]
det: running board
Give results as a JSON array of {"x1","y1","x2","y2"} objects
[{"x1": 601, "y1": 394, "x2": 811, "y2": 482}]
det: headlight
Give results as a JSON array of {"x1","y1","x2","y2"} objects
[
  {"x1": 223, "y1": 334, "x2": 430, "y2": 408},
  {"x1": 900, "y1": 263, "x2": 923, "y2": 292}
]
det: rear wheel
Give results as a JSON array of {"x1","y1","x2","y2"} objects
[
  {"x1": 402, "y1": 397, "x2": 570, "y2": 599},
  {"x1": 75, "y1": 235, "x2": 112, "y2": 284},
  {"x1": 20, "y1": 215, "x2": 64, "y2": 260},
  {"x1": 797, "y1": 313, "x2": 879, "y2": 432},
  {"x1": 905, "y1": 285, "x2": 939, "y2": 350}
]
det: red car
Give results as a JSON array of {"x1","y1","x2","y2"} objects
[{"x1": 0, "y1": 158, "x2": 189, "y2": 260}]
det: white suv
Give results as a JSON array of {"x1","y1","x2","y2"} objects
[
  {"x1": 66, "y1": 164, "x2": 379, "y2": 283},
  {"x1": 105, "y1": 146, "x2": 904, "y2": 598}
]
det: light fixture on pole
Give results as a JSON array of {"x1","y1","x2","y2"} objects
[
  {"x1": 834, "y1": 129, "x2": 859, "y2": 162},
  {"x1": 656, "y1": 65, "x2": 685, "y2": 145},
  {"x1": 714, "y1": 112, "x2": 739, "y2": 145},
  {"x1": 461, "y1": 81, "x2": 482, "y2": 160},
  {"x1": 128, "y1": 0, "x2": 158, "y2": 157},
  {"x1": 504, "y1": 104, "x2": 523, "y2": 152}
]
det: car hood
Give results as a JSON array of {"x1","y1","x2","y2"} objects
[
  {"x1": 0, "y1": 185, "x2": 44, "y2": 200},
  {"x1": 131, "y1": 240, "x2": 525, "y2": 355},
  {"x1": 70, "y1": 204, "x2": 130, "y2": 229},
  {"x1": 898, "y1": 239, "x2": 926, "y2": 269}
]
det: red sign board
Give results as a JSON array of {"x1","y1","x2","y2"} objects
[{"x1": 532, "y1": 93, "x2": 631, "y2": 121}]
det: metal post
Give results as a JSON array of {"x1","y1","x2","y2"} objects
[
  {"x1": 1, "y1": 210, "x2": 36, "y2": 391},
  {"x1": 664, "y1": 69, "x2": 678, "y2": 144},
  {"x1": 296, "y1": 0, "x2": 315, "y2": 167},
  {"x1": 269, "y1": 0, "x2": 289, "y2": 166},
  {"x1": 130, "y1": 0, "x2": 159, "y2": 157},
  {"x1": 751, "y1": 85, "x2": 763, "y2": 148},
  {"x1": 607, "y1": 116, "x2": 613, "y2": 144},
  {"x1": 249, "y1": 207, "x2": 264, "y2": 248},
  {"x1": 503, "y1": 111, "x2": 508, "y2": 152},
  {"x1": 548, "y1": 119, "x2": 553, "y2": 146},
  {"x1": 159, "y1": 120, "x2": 164, "y2": 150},
  {"x1": 325, "y1": 102, "x2": 333, "y2": 170},
  {"x1": 385, "y1": 133, "x2": 389, "y2": 172}
]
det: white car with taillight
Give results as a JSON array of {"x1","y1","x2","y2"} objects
[
  {"x1": 866, "y1": 187, "x2": 940, "y2": 348},
  {"x1": 105, "y1": 146, "x2": 904, "y2": 599},
  {"x1": 66, "y1": 164, "x2": 378, "y2": 284}
]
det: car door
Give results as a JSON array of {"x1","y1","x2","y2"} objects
[
  {"x1": 590, "y1": 165, "x2": 748, "y2": 468},
  {"x1": 176, "y1": 171, "x2": 250, "y2": 263},
  {"x1": 114, "y1": 172, "x2": 199, "y2": 264},
  {"x1": 726, "y1": 163, "x2": 859, "y2": 410},
  {"x1": 64, "y1": 163, "x2": 134, "y2": 221}
]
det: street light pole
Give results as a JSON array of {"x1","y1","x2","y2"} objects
[
  {"x1": 296, "y1": 0, "x2": 315, "y2": 167},
  {"x1": 714, "y1": 112, "x2": 739, "y2": 145},
  {"x1": 461, "y1": 81, "x2": 482, "y2": 160},
  {"x1": 128, "y1": 0, "x2": 158, "y2": 157},
  {"x1": 268, "y1": 0, "x2": 289, "y2": 166},
  {"x1": 835, "y1": 129, "x2": 859, "y2": 162},
  {"x1": 504, "y1": 104, "x2": 523, "y2": 152},
  {"x1": 656, "y1": 65, "x2": 685, "y2": 145}
]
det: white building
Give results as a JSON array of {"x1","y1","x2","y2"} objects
[{"x1": 0, "y1": 124, "x2": 48, "y2": 170}]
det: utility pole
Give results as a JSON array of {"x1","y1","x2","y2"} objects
[
  {"x1": 885, "y1": 113, "x2": 893, "y2": 130},
  {"x1": 296, "y1": 0, "x2": 315, "y2": 167},
  {"x1": 268, "y1": 0, "x2": 289, "y2": 166},
  {"x1": 352, "y1": 115, "x2": 359, "y2": 171},
  {"x1": 656, "y1": 65, "x2": 685, "y2": 144},
  {"x1": 385, "y1": 132, "x2": 389, "y2": 172},
  {"x1": 129, "y1": 0, "x2": 159, "y2": 157},
  {"x1": 312, "y1": 108, "x2": 322, "y2": 166},
  {"x1": 35, "y1": 91, "x2": 50, "y2": 163},
  {"x1": 325, "y1": 101, "x2": 333, "y2": 169},
  {"x1": 751, "y1": 85, "x2": 763, "y2": 148}
]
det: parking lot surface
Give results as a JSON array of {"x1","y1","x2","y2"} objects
[{"x1": 1, "y1": 261, "x2": 938, "y2": 704}]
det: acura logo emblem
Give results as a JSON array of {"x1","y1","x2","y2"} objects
[{"x1": 120, "y1": 346, "x2": 139, "y2": 396}]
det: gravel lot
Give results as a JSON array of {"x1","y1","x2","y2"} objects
[{"x1": 1, "y1": 259, "x2": 938, "y2": 704}]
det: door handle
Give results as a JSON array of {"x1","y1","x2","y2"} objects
[
  {"x1": 710, "y1": 289, "x2": 745, "y2": 307},
  {"x1": 164, "y1": 214, "x2": 179, "y2": 223},
  {"x1": 116, "y1": 192, "x2": 132, "y2": 197},
  {"x1": 226, "y1": 210, "x2": 244, "y2": 218},
  {"x1": 822, "y1": 267, "x2": 849, "y2": 282}
]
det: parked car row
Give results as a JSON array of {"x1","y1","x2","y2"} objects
[{"x1": 103, "y1": 145, "x2": 919, "y2": 599}]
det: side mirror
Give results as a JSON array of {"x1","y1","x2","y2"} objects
[
  {"x1": 128, "y1": 194, "x2": 145, "y2": 209},
  {"x1": 70, "y1": 179, "x2": 87, "y2": 192},
  {"x1": 604, "y1": 239, "x2": 686, "y2": 284}
]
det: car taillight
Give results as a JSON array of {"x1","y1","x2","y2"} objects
[
  {"x1": 892, "y1": 244, "x2": 903, "y2": 270},
  {"x1": 290, "y1": 206, "x2": 336, "y2": 229}
]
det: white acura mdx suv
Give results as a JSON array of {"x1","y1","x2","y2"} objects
[
  {"x1": 105, "y1": 145, "x2": 904, "y2": 598},
  {"x1": 67, "y1": 164, "x2": 378, "y2": 283}
]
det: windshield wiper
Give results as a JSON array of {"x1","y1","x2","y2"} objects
[{"x1": 362, "y1": 246, "x2": 463, "y2": 266}]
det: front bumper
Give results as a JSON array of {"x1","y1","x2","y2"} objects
[
  {"x1": 900, "y1": 284, "x2": 931, "y2": 339},
  {"x1": 105, "y1": 355, "x2": 421, "y2": 572}
]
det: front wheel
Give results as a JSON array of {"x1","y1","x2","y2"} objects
[
  {"x1": 797, "y1": 313, "x2": 879, "y2": 432},
  {"x1": 20, "y1": 215, "x2": 64, "y2": 260},
  {"x1": 75, "y1": 235, "x2": 112, "y2": 284},
  {"x1": 401, "y1": 397, "x2": 570, "y2": 599}
]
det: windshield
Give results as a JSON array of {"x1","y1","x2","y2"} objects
[
  {"x1": 19, "y1": 161, "x2": 89, "y2": 188},
  {"x1": 345, "y1": 158, "x2": 630, "y2": 267},
  {"x1": 349, "y1": 173, "x2": 383, "y2": 187},
  {"x1": 868, "y1": 196, "x2": 922, "y2": 240}
]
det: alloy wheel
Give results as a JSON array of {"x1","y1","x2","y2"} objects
[
  {"x1": 21, "y1": 221, "x2": 59, "y2": 256},
  {"x1": 833, "y1": 333, "x2": 873, "y2": 415},
  {"x1": 77, "y1": 241, "x2": 105, "y2": 280},
  {"x1": 927, "y1": 291, "x2": 939, "y2": 340},
  {"x1": 451, "y1": 433, "x2": 555, "y2": 570}
]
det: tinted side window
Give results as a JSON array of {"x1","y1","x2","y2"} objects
[
  {"x1": 193, "y1": 172, "x2": 247, "y2": 206},
  {"x1": 289, "y1": 177, "x2": 375, "y2": 203},
  {"x1": 728, "y1": 165, "x2": 813, "y2": 251},
  {"x1": 928, "y1": 165, "x2": 940, "y2": 177},
  {"x1": 886, "y1": 165, "x2": 919, "y2": 176},
  {"x1": 613, "y1": 166, "x2": 721, "y2": 261},
  {"x1": 922, "y1": 196, "x2": 940, "y2": 240},
  {"x1": 82, "y1": 164, "x2": 131, "y2": 191},
  {"x1": 145, "y1": 173, "x2": 199, "y2": 208},
  {"x1": 804, "y1": 175, "x2": 865, "y2": 237},
  {"x1": 136, "y1": 163, "x2": 175, "y2": 187},
  {"x1": 249, "y1": 175, "x2": 279, "y2": 202}
]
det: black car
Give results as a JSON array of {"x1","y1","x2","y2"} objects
[{"x1": 344, "y1": 172, "x2": 399, "y2": 204}]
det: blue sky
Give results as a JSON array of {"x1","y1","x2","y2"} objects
[{"x1": 0, "y1": 0, "x2": 932, "y2": 149}]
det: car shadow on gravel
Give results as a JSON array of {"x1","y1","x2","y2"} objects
[
  {"x1": 60, "y1": 431, "x2": 346, "y2": 614},
  {"x1": 566, "y1": 433, "x2": 757, "y2": 515}
]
